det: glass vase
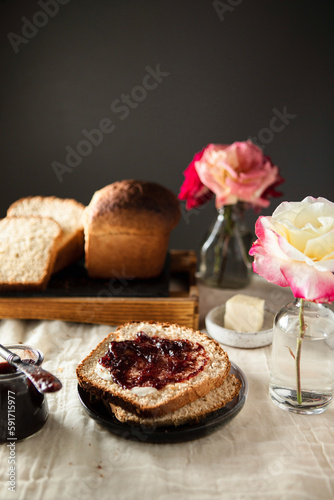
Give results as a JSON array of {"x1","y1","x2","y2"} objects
[
  {"x1": 269, "y1": 299, "x2": 334, "y2": 415},
  {"x1": 198, "y1": 203, "x2": 253, "y2": 289}
]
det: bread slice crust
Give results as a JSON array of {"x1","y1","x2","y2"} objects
[
  {"x1": 109, "y1": 373, "x2": 242, "y2": 427},
  {"x1": 76, "y1": 321, "x2": 231, "y2": 418}
]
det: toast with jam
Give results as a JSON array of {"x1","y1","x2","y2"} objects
[{"x1": 76, "y1": 321, "x2": 236, "y2": 420}]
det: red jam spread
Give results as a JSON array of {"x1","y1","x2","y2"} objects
[
  {"x1": 0, "y1": 363, "x2": 17, "y2": 375},
  {"x1": 98, "y1": 331, "x2": 209, "y2": 390},
  {"x1": 0, "y1": 360, "x2": 48, "y2": 443}
]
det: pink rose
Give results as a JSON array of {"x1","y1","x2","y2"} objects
[
  {"x1": 194, "y1": 141, "x2": 282, "y2": 208},
  {"x1": 178, "y1": 149, "x2": 214, "y2": 209},
  {"x1": 249, "y1": 196, "x2": 334, "y2": 303}
]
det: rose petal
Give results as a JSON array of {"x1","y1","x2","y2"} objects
[
  {"x1": 251, "y1": 252, "x2": 289, "y2": 288},
  {"x1": 276, "y1": 233, "x2": 314, "y2": 265},
  {"x1": 249, "y1": 217, "x2": 291, "y2": 287},
  {"x1": 305, "y1": 229, "x2": 334, "y2": 260},
  {"x1": 280, "y1": 261, "x2": 334, "y2": 303},
  {"x1": 313, "y1": 255, "x2": 334, "y2": 271},
  {"x1": 179, "y1": 153, "x2": 214, "y2": 209}
]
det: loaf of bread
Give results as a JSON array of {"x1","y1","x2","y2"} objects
[
  {"x1": 109, "y1": 373, "x2": 242, "y2": 427},
  {"x1": 0, "y1": 216, "x2": 62, "y2": 291},
  {"x1": 82, "y1": 180, "x2": 181, "y2": 279},
  {"x1": 76, "y1": 321, "x2": 231, "y2": 418},
  {"x1": 7, "y1": 196, "x2": 85, "y2": 273}
]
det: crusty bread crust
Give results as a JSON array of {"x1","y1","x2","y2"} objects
[
  {"x1": 82, "y1": 180, "x2": 180, "y2": 279},
  {"x1": 76, "y1": 321, "x2": 231, "y2": 418},
  {"x1": 109, "y1": 373, "x2": 242, "y2": 427},
  {"x1": 83, "y1": 180, "x2": 181, "y2": 233},
  {"x1": 7, "y1": 196, "x2": 85, "y2": 273},
  {"x1": 0, "y1": 216, "x2": 62, "y2": 291}
]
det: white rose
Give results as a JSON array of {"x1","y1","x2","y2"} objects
[{"x1": 249, "y1": 196, "x2": 334, "y2": 302}]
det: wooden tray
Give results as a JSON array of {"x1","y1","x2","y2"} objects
[{"x1": 0, "y1": 250, "x2": 199, "y2": 329}]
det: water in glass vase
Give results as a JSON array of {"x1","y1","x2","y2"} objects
[
  {"x1": 199, "y1": 204, "x2": 253, "y2": 289},
  {"x1": 269, "y1": 299, "x2": 334, "y2": 414}
]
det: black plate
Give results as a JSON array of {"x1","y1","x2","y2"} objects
[{"x1": 77, "y1": 362, "x2": 248, "y2": 444}]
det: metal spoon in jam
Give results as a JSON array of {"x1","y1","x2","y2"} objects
[{"x1": 0, "y1": 344, "x2": 62, "y2": 393}]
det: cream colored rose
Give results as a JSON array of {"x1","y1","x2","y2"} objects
[{"x1": 249, "y1": 196, "x2": 334, "y2": 302}]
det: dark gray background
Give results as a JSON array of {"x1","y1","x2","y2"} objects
[{"x1": 1, "y1": 0, "x2": 333, "y2": 254}]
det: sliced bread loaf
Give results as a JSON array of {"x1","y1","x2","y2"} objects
[
  {"x1": 0, "y1": 216, "x2": 62, "y2": 290},
  {"x1": 109, "y1": 373, "x2": 242, "y2": 427},
  {"x1": 7, "y1": 196, "x2": 85, "y2": 273},
  {"x1": 76, "y1": 321, "x2": 231, "y2": 418}
]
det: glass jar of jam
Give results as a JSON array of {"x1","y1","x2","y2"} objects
[{"x1": 0, "y1": 345, "x2": 49, "y2": 443}]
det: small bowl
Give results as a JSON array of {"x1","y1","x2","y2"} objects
[{"x1": 205, "y1": 305, "x2": 275, "y2": 348}]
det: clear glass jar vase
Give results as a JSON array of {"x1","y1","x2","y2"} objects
[
  {"x1": 269, "y1": 299, "x2": 334, "y2": 415},
  {"x1": 198, "y1": 203, "x2": 253, "y2": 289}
]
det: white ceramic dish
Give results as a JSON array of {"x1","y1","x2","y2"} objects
[{"x1": 205, "y1": 304, "x2": 275, "y2": 348}]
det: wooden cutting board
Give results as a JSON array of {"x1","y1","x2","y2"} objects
[{"x1": 0, "y1": 250, "x2": 199, "y2": 329}]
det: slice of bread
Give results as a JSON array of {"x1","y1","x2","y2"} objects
[
  {"x1": 0, "y1": 216, "x2": 62, "y2": 291},
  {"x1": 109, "y1": 373, "x2": 242, "y2": 427},
  {"x1": 7, "y1": 196, "x2": 85, "y2": 273},
  {"x1": 76, "y1": 321, "x2": 231, "y2": 418}
]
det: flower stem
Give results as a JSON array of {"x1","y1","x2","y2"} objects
[
  {"x1": 296, "y1": 298, "x2": 306, "y2": 404},
  {"x1": 217, "y1": 205, "x2": 233, "y2": 284}
]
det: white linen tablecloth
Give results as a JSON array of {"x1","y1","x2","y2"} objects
[{"x1": 0, "y1": 276, "x2": 333, "y2": 500}]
